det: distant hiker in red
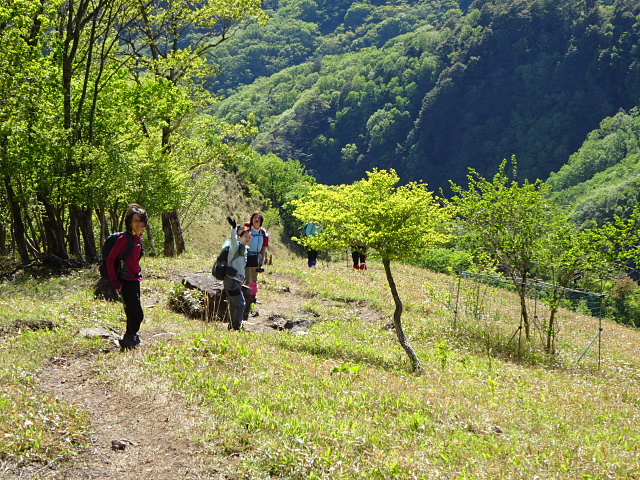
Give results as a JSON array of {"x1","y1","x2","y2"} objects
[
  {"x1": 352, "y1": 245, "x2": 367, "y2": 270},
  {"x1": 106, "y1": 203, "x2": 148, "y2": 350}
]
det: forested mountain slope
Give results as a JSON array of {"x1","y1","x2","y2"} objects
[
  {"x1": 211, "y1": 0, "x2": 640, "y2": 194},
  {"x1": 209, "y1": 0, "x2": 470, "y2": 95},
  {"x1": 548, "y1": 108, "x2": 640, "y2": 226}
]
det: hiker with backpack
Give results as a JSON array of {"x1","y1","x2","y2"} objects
[
  {"x1": 302, "y1": 221, "x2": 321, "y2": 268},
  {"x1": 241, "y1": 211, "x2": 269, "y2": 320},
  {"x1": 224, "y1": 216, "x2": 252, "y2": 330},
  {"x1": 351, "y1": 244, "x2": 367, "y2": 270},
  {"x1": 105, "y1": 204, "x2": 148, "y2": 349}
]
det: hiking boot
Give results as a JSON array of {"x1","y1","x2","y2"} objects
[
  {"x1": 119, "y1": 333, "x2": 139, "y2": 350},
  {"x1": 119, "y1": 339, "x2": 137, "y2": 350}
]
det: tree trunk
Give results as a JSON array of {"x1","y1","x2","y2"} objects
[
  {"x1": 382, "y1": 258, "x2": 424, "y2": 373},
  {"x1": 68, "y1": 208, "x2": 83, "y2": 261},
  {"x1": 162, "y1": 211, "x2": 175, "y2": 257},
  {"x1": 22, "y1": 199, "x2": 42, "y2": 253},
  {"x1": 519, "y1": 289, "x2": 530, "y2": 339},
  {"x1": 546, "y1": 287, "x2": 565, "y2": 354},
  {"x1": 0, "y1": 222, "x2": 6, "y2": 256},
  {"x1": 3, "y1": 175, "x2": 31, "y2": 263},
  {"x1": 169, "y1": 208, "x2": 186, "y2": 255},
  {"x1": 72, "y1": 205, "x2": 98, "y2": 263},
  {"x1": 516, "y1": 274, "x2": 531, "y2": 340},
  {"x1": 97, "y1": 205, "x2": 109, "y2": 246},
  {"x1": 145, "y1": 222, "x2": 156, "y2": 255},
  {"x1": 546, "y1": 309, "x2": 557, "y2": 354},
  {"x1": 37, "y1": 193, "x2": 69, "y2": 259}
]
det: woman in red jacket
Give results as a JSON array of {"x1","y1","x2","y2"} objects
[{"x1": 106, "y1": 204, "x2": 148, "y2": 349}]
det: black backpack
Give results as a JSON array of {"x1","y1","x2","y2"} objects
[
  {"x1": 99, "y1": 232, "x2": 135, "y2": 279},
  {"x1": 212, "y1": 244, "x2": 243, "y2": 280},
  {"x1": 212, "y1": 245, "x2": 231, "y2": 280}
]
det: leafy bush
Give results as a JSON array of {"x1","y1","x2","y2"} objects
[
  {"x1": 605, "y1": 276, "x2": 640, "y2": 327},
  {"x1": 168, "y1": 283, "x2": 205, "y2": 319},
  {"x1": 410, "y1": 247, "x2": 472, "y2": 274}
]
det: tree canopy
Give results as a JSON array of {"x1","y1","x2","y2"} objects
[{"x1": 0, "y1": 0, "x2": 268, "y2": 264}]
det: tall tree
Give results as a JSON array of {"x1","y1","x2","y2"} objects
[
  {"x1": 118, "y1": 0, "x2": 267, "y2": 256},
  {"x1": 292, "y1": 169, "x2": 452, "y2": 373}
]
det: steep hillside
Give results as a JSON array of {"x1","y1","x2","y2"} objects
[
  {"x1": 3, "y1": 248, "x2": 640, "y2": 478},
  {"x1": 547, "y1": 108, "x2": 640, "y2": 225},
  {"x1": 211, "y1": 0, "x2": 640, "y2": 193}
]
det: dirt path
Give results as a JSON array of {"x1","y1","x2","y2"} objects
[
  {"x1": 33, "y1": 351, "x2": 218, "y2": 480},
  {"x1": 11, "y1": 271, "x2": 338, "y2": 480}
]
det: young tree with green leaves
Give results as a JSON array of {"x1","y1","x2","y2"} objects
[
  {"x1": 533, "y1": 221, "x2": 607, "y2": 353},
  {"x1": 449, "y1": 157, "x2": 621, "y2": 350},
  {"x1": 449, "y1": 157, "x2": 559, "y2": 340},
  {"x1": 291, "y1": 169, "x2": 453, "y2": 373}
]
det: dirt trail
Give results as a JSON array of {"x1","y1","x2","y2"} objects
[
  {"x1": 34, "y1": 352, "x2": 218, "y2": 480},
  {"x1": 7, "y1": 271, "x2": 328, "y2": 479}
]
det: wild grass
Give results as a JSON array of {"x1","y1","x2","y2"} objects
[{"x1": 1, "y1": 254, "x2": 640, "y2": 478}]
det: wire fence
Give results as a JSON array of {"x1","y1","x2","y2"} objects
[{"x1": 448, "y1": 271, "x2": 607, "y2": 366}]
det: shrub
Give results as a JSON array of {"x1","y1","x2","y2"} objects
[
  {"x1": 411, "y1": 247, "x2": 472, "y2": 274},
  {"x1": 168, "y1": 283, "x2": 205, "y2": 319}
]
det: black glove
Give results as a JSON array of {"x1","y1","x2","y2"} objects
[{"x1": 227, "y1": 216, "x2": 236, "y2": 228}]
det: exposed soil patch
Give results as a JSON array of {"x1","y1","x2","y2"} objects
[
  {"x1": 30, "y1": 346, "x2": 222, "y2": 480},
  {"x1": 0, "y1": 318, "x2": 56, "y2": 337}
]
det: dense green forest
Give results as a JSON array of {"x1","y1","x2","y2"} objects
[
  {"x1": 209, "y1": 0, "x2": 469, "y2": 95},
  {"x1": 211, "y1": 0, "x2": 640, "y2": 200},
  {"x1": 4, "y1": 0, "x2": 640, "y2": 324},
  {"x1": 0, "y1": 0, "x2": 315, "y2": 266}
]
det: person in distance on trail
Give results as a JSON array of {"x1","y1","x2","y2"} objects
[
  {"x1": 225, "y1": 216, "x2": 251, "y2": 330},
  {"x1": 240, "y1": 211, "x2": 269, "y2": 319},
  {"x1": 302, "y1": 221, "x2": 321, "y2": 268},
  {"x1": 106, "y1": 203, "x2": 148, "y2": 350},
  {"x1": 351, "y1": 244, "x2": 367, "y2": 270}
]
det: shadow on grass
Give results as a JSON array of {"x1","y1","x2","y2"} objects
[{"x1": 272, "y1": 336, "x2": 405, "y2": 372}]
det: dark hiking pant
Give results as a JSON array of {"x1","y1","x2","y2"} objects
[
  {"x1": 224, "y1": 276, "x2": 246, "y2": 330},
  {"x1": 121, "y1": 280, "x2": 143, "y2": 347}
]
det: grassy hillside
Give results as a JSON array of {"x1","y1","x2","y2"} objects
[{"x1": 2, "y1": 226, "x2": 640, "y2": 478}]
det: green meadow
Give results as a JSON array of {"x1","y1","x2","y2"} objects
[{"x1": 1, "y1": 250, "x2": 639, "y2": 479}]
